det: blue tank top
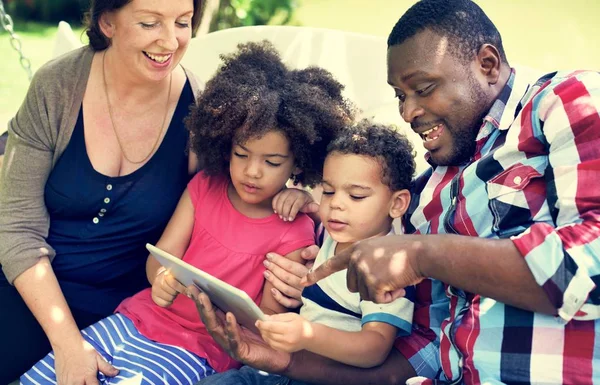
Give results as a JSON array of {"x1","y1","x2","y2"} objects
[{"x1": 43, "y1": 80, "x2": 194, "y2": 316}]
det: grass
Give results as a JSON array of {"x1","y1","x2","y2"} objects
[
  {"x1": 0, "y1": 21, "x2": 86, "y2": 132},
  {"x1": 1, "y1": 0, "x2": 599, "y2": 134}
]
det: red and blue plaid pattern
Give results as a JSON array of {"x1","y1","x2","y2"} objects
[{"x1": 405, "y1": 67, "x2": 600, "y2": 384}]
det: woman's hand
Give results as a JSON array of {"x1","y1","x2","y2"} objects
[
  {"x1": 264, "y1": 245, "x2": 320, "y2": 308},
  {"x1": 151, "y1": 267, "x2": 187, "y2": 307},
  {"x1": 272, "y1": 188, "x2": 319, "y2": 222},
  {"x1": 54, "y1": 336, "x2": 118, "y2": 385}
]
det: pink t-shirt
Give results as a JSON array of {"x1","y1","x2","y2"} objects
[{"x1": 117, "y1": 172, "x2": 315, "y2": 372}]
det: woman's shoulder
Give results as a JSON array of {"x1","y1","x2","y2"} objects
[
  {"x1": 33, "y1": 46, "x2": 94, "y2": 88},
  {"x1": 180, "y1": 65, "x2": 204, "y2": 100}
]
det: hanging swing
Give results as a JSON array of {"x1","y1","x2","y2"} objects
[{"x1": 0, "y1": 0, "x2": 32, "y2": 156}]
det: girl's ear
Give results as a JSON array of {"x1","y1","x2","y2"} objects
[
  {"x1": 389, "y1": 189, "x2": 411, "y2": 219},
  {"x1": 99, "y1": 12, "x2": 116, "y2": 39}
]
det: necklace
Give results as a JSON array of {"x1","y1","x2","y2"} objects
[{"x1": 102, "y1": 50, "x2": 173, "y2": 164}]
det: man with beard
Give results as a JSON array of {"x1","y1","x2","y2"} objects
[{"x1": 304, "y1": 0, "x2": 600, "y2": 384}]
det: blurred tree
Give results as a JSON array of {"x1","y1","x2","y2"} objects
[
  {"x1": 6, "y1": 0, "x2": 88, "y2": 24},
  {"x1": 5, "y1": 0, "x2": 297, "y2": 30}
]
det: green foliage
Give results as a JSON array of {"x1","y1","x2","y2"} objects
[
  {"x1": 211, "y1": 0, "x2": 297, "y2": 31},
  {"x1": 5, "y1": 0, "x2": 89, "y2": 24}
]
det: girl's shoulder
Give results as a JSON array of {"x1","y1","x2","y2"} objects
[{"x1": 187, "y1": 171, "x2": 228, "y2": 204}]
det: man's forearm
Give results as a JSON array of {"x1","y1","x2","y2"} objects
[
  {"x1": 420, "y1": 234, "x2": 555, "y2": 314},
  {"x1": 283, "y1": 348, "x2": 415, "y2": 385}
]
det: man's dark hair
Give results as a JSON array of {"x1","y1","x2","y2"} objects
[
  {"x1": 387, "y1": 0, "x2": 507, "y2": 64},
  {"x1": 186, "y1": 40, "x2": 354, "y2": 187},
  {"x1": 327, "y1": 120, "x2": 415, "y2": 191}
]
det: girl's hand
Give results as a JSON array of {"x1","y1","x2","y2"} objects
[
  {"x1": 255, "y1": 313, "x2": 313, "y2": 353},
  {"x1": 272, "y1": 188, "x2": 319, "y2": 222},
  {"x1": 54, "y1": 336, "x2": 118, "y2": 385},
  {"x1": 151, "y1": 267, "x2": 186, "y2": 307}
]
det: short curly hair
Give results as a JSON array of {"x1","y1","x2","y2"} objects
[
  {"x1": 387, "y1": 0, "x2": 507, "y2": 64},
  {"x1": 327, "y1": 120, "x2": 415, "y2": 191},
  {"x1": 186, "y1": 40, "x2": 354, "y2": 187}
]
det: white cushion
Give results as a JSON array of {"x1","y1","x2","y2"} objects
[
  {"x1": 181, "y1": 26, "x2": 426, "y2": 173},
  {"x1": 52, "y1": 21, "x2": 83, "y2": 59}
]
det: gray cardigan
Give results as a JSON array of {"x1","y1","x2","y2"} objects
[{"x1": 0, "y1": 46, "x2": 202, "y2": 284}]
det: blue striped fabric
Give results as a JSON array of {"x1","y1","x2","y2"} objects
[{"x1": 21, "y1": 314, "x2": 215, "y2": 385}]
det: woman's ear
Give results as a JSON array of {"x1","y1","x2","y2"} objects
[
  {"x1": 99, "y1": 12, "x2": 116, "y2": 39},
  {"x1": 389, "y1": 189, "x2": 411, "y2": 219}
]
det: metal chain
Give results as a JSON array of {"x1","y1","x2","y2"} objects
[{"x1": 0, "y1": 0, "x2": 33, "y2": 81}]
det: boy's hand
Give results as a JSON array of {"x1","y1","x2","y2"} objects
[
  {"x1": 272, "y1": 188, "x2": 319, "y2": 222},
  {"x1": 255, "y1": 313, "x2": 313, "y2": 353},
  {"x1": 151, "y1": 267, "x2": 186, "y2": 307}
]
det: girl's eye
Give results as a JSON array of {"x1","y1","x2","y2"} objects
[
  {"x1": 140, "y1": 22, "x2": 158, "y2": 29},
  {"x1": 350, "y1": 195, "x2": 366, "y2": 201},
  {"x1": 233, "y1": 152, "x2": 247, "y2": 158},
  {"x1": 266, "y1": 161, "x2": 282, "y2": 167}
]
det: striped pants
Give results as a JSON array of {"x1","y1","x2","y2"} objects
[{"x1": 21, "y1": 314, "x2": 215, "y2": 385}]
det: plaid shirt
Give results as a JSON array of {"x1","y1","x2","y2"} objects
[{"x1": 405, "y1": 67, "x2": 600, "y2": 384}]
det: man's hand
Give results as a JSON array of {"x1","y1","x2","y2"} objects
[
  {"x1": 264, "y1": 245, "x2": 319, "y2": 308},
  {"x1": 256, "y1": 313, "x2": 312, "y2": 353},
  {"x1": 272, "y1": 188, "x2": 319, "y2": 222},
  {"x1": 54, "y1": 337, "x2": 118, "y2": 385},
  {"x1": 189, "y1": 285, "x2": 292, "y2": 374},
  {"x1": 303, "y1": 235, "x2": 426, "y2": 303},
  {"x1": 151, "y1": 268, "x2": 186, "y2": 307}
]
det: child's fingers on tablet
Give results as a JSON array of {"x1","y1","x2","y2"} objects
[{"x1": 164, "y1": 273, "x2": 187, "y2": 293}]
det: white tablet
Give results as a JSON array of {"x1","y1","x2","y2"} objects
[{"x1": 146, "y1": 243, "x2": 266, "y2": 331}]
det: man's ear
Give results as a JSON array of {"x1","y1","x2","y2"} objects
[
  {"x1": 476, "y1": 44, "x2": 502, "y2": 85},
  {"x1": 99, "y1": 12, "x2": 116, "y2": 39},
  {"x1": 389, "y1": 189, "x2": 411, "y2": 219}
]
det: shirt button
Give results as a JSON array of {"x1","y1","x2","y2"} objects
[
  {"x1": 513, "y1": 176, "x2": 522, "y2": 185},
  {"x1": 104, "y1": 197, "x2": 111, "y2": 204},
  {"x1": 458, "y1": 358, "x2": 464, "y2": 368},
  {"x1": 106, "y1": 184, "x2": 113, "y2": 191},
  {"x1": 93, "y1": 217, "x2": 99, "y2": 224},
  {"x1": 100, "y1": 208, "x2": 107, "y2": 213}
]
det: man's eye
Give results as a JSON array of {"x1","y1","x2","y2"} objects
[
  {"x1": 416, "y1": 84, "x2": 434, "y2": 96},
  {"x1": 395, "y1": 94, "x2": 406, "y2": 103}
]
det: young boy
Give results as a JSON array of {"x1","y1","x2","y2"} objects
[{"x1": 199, "y1": 120, "x2": 417, "y2": 384}]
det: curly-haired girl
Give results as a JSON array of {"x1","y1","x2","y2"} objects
[
  {"x1": 198, "y1": 120, "x2": 417, "y2": 385},
  {"x1": 22, "y1": 41, "x2": 354, "y2": 385}
]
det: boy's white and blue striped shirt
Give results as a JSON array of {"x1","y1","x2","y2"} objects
[{"x1": 300, "y1": 229, "x2": 415, "y2": 335}]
